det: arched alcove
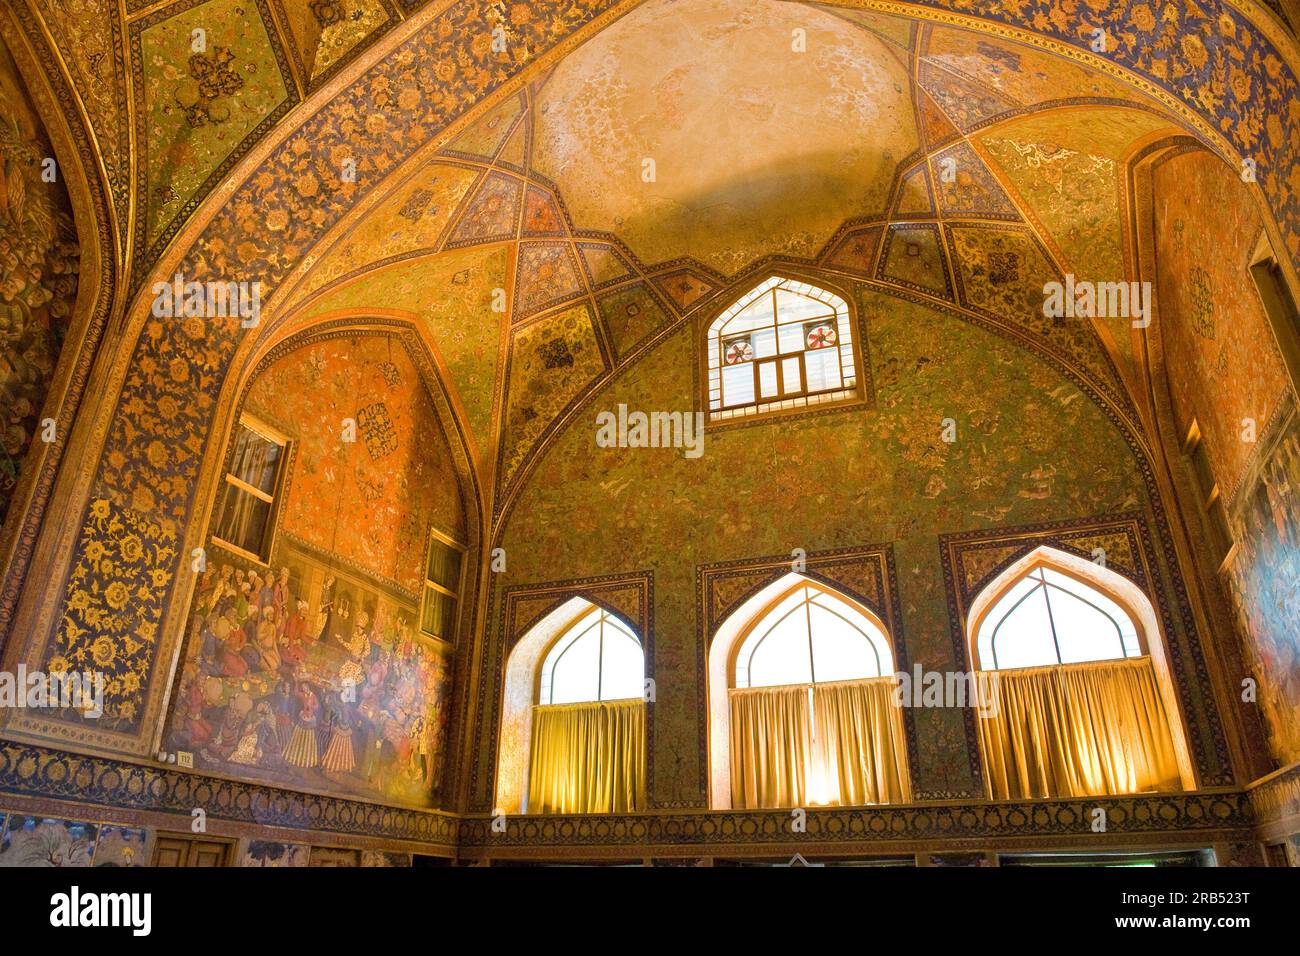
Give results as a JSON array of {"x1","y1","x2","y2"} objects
[
  {"x1": 966, "y1": 545, "x2": 1197, "y2": 795},
  {"x1": 496, "y1": 596, "x2": 646, "y2": 814},
  {"x1": 707, "y1": 572, "x2": 908, "y2": 810}
]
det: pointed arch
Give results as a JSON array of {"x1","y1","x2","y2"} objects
[
  {"x1": 707, "y1": 572, "x2": 908, "y2": 809},
  {"x1": 966, "y1": 546, "x2": 1197, "y2": 794},
  {"x1": 496, "y1": 595, "x2": 645, "y2": 814},
  {"x1": 704, "y1": 273, "x2": 862, "y2": 422}
]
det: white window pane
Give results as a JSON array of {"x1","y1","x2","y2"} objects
[
  {"x1": 1049, "y1": 587, "x2": 1128, "y2": 664},
  {"x1": 751, "y1": 326, "x2": 777, "y2": 359},
  {"x1": 746, "y1": 598, "x2": 813, "y2": 688},
  {"x1": 775, "y1": 288, "x2": 835, "y2": 323},
  {"x1": 805, "y1": 347, "x2": 841, "y2": 391},
  {"x1": 548, "y1": 626, "x2": 601, "y2": 704},
  {"x1": 725, "y1": 296, "x2": 775, "y2": 333},
  {"x1": 777, "y1": 323, "x2": 805, "y2": 354},
  {"x1": 600, "y1": 621, "x2": 644, "y2": 700},
  {"x1": 781, "y1": 356, "x2": 802, "y2": 394},
  {"x1": 758, "y1": 362, "x2": 779, "y2": 398},
  {"x1": 1042, "y1": 569, "x2": 1139, "y2": 652},
  {"x1": 722, "y1": 364, "x2": 754, "y2": 407},
  {"x1": 989, "y1": 586, "x2": 1058, "y2": 669},
  {"x1": 808, "y1": 605, "x2": 881, "y2": 680}
]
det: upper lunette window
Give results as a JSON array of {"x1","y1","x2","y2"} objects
[{"x1": 707, "y1": 277, "x2": 858, "y2": 421}]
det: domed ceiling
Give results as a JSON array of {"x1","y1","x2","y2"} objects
[{"x1": 530, "y1": 0, "x2": 917, "y2": 274}]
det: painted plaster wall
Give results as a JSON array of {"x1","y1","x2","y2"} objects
[{"x1": 486, "y1": 287, "x2": 1155, "y2": 805}]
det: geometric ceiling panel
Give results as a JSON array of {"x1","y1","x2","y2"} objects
[
  {"x1": 513, "y1": 241, "x2": 585, "y2": 320},
  {"x1": 879, "y1": 223, "x2": 953, "y2": 300},
  {"x1": 448, "y1": 171, "x2": 522, "y2": 246},
  {"x1": 523, "y1": 185, "x2": 567, "y2": 236},
  {"x1": 918, "y1": 61, "x2": 1014, "y2": 132},
  {"x1": 824, "y1": 225, "x2": 883, "y2": 277},
  {"x1": 443, "y1": 91, "x2": 525, "y2": 161},
  {"x1": 652, "y1": 268, "x2": 716, "y2": 313},
  {"x1": 894, "y1": 165, "x2": 934, "y2": 217},
  {"x1": 496, "y1": 118, "x2": 530, "y2": 172},
  {"x1": 598, "y1": 283, "x2": 673, "y2": 361},
  {"x1": 919, "y1": 90, "x2": 962, "y2": 150},
  {"x1": 578, "y1": 242, "x2": 635, "y2": 289},
  {"x1": 532, "y1": 0, "x2": 917, "y2": 275},
  {"x1": 136, "y1": 0, "x2": 293, "y2": 251},
  {"x1": 930, "y1": 141, "x2": 1018, "y2": 217},
  {"x1": 293, "y1": 161, "x2": 479, "y2": 301},
  {"x1": 276, "y1": 0, "x2": 395, "y2": 85},
  {"x1": 501, "y1": 303, "x2": 608, "y2": 487}
]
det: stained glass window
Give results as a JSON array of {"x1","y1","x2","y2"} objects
[
  {"x1": 708, "y1": 277, "x2": 858, "y2": 421},
  {"x1": 539, "y1": 608, "x2": 644, "y2": 704},
  {"x1": 733, "y1": 584, "x2": 893, "y2": 689},
  {"x1": 975, "y1": 566, "x2": 1142, "y2": 670}
]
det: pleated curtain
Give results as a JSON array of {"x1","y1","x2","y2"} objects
[
  {"x1": 729, "y1": 677, "x2": 912, "y2": 809},
  {"x1": 527, "y1": 699, "x2": 645, "y2": 814},
  {"x1": 978, "y1": 656, "x2": 1182, "y2": 800}
]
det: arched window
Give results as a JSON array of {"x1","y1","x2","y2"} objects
[
  {"x1": 975, "y1": 566, "x2": 1141, "y2": 671},
  {"x1": 540, "y1": 607, "x2": 644, "y2": 704},
  {"x1": 712, "y1": 576, "x2": 910, "y2": 809},
  {"x1": 967, "y1": 549, "x2": 1193, "y2": 800},
  {"x1": 734, "y1": 584, "x2": 893, "y2": 687},
  {"x1": 707, "y1": 276, "x2": 858, "y2": 421},
  {"x1": 496, "y1": 599, "x2": 646, "y2": 815}
]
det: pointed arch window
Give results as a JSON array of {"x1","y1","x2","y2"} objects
[
  {"x1": 968, "y1": 551, "x2": 1191, "y2": 800},
  {"x1": 976, "y1": 566, "x2": 1142, "y2": 671},
  {"x1": 721, "y1": 579, "x2": 910, "y2": 809},
  {"x1": 707, "y1": 276, "x2": 859, "y2": 421},
  {"x1": 540, "y1": 607, "x2": 644, "y2": 704},
  {"x1": 506, "y1": 603, "x2": 646, "y2": 815}
]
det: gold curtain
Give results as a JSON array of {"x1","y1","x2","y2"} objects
[
  {"x1": 812, "y1": 679, "x2": 913, "y2": 806},
  {"x1": 978, "y1": 656, "x2": 1183, "y2": 800},
  {"x1": 527, "y1": 699, "x2": 645, "y2": 814},
  {"x1": 729, "y1": 678, "x2": 911, "y2": 809}
]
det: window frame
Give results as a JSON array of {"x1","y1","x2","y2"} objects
[
  {"x1": 969, "y1": 560, "x2": 1149, "y2": 672},
  {"x1": 210, "y1": 413, "x2": 290, "y2": 566},
  {"x1": 536, "y1": 605, "x2": 645, "y2": 706},
  {"x1": 419, "y1": 525, "x2": 466, "y2": 644},
  {"x1": 728, "y1": 581, "x2": 894, "y2": 690},
  {"x1": 704, "y1": 273, "x2": 864, "y2": 424},
  {"x1": 1181, "y1": 420, "x2": 1236, "y2": 570}
]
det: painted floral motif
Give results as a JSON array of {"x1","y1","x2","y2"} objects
[
  {"x1": 513, "y1": 241, "x2": 583, "y2": 319},
  {"x1": 137, "y1": 0, "x2": 292, "y2": 249},
  {"x1": 0, "y1": 50, "x2": 81, "y2": 523},
  {"x1": 245, "y1": 335, "x2": 462, "y2": 592}
]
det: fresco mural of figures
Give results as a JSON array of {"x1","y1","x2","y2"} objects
[
  {"x1": 0, "y1": 39, "x2": 81, "y2": 523},
  {"x1": 0, "y1": 817, "x2": 97, "y2": 867},
  {"x1": 1225, "y1": 399, "x2": 1300, "y2": 765},
  {"x1": 163, "y1": 543, "x2": 452, "y2": 807}
]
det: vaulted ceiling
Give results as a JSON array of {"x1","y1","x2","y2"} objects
[
  {"x1": 12, "y1": 0, "x2": 1295, "y2": 527},
  {"x1": 267, "y1": 0, "x2": 1188, "y2": 514}
]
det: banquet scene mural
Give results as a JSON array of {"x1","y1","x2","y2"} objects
[{"x1": 0, "y1": 0, "x2": 1297, "y2": 870}]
